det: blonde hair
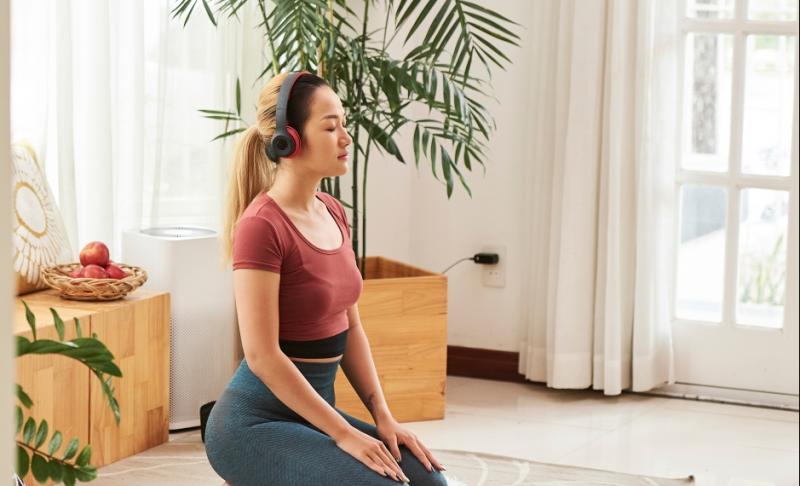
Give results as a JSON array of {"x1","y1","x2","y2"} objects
[
  {"x1": 219, "y1": 71, "x2": 287, "y2": 268},
  {"x1": 219, "y1": 71, "x2": 328, "y2": 268}
]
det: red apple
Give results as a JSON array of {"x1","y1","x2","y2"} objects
[
  {"x1": 80, "y1": 241, "x2": 110, "y2": 267},
  {"x1": 105, "y1": 263, "x2": 128, "y2": 279},
  {"x1": 83, "y1": 264, "x2": 109, "y2": 279},
  {"x1": 68, "y1": 266, "x2": 85, "y2": 278}
]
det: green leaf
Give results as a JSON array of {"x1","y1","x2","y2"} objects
[
  {"x1": 23, "y1": 417, "x2": 36, "y2": 445},
  {"x1": 76, "y1": 444, "x2": 92, "y2": 467},
  {"x1": 34, "y1": 419, "x2": 49, "y2": 449},
  {"x1": 461, "y1": 0, "x2": 521, "y2": 25},
  {"x1": 76, "y1": 465, "x2": 98, "y2": 482},
  {"x1": 440, "y1": 146, "x2": 454, "y2": 197},
  {"x1": 422, "y1": 1, "x2": 452, "y2": 47},
  {"x1": 74, "y1": 317, "x2": 83, "y2": 338},
  {"x1": 395, "y1": 0, "x2": 421, "y2": 27},
  {"x1": 412, "y1": 124, "x2": 421, "y2": 168},
  {"x1": 360, "y1": 118, "x2": 405, "y2": 164},
  {"x1": 16, "y1": 406, "x2": 23, "y2": 434},
  {"x1": 403, "y1": 0, "x2": 437, "y2": 45},
  {"x1": 183, "y1": 1, "x2": 197, "y2": 27},
  {"x1": 15, "y1": 335, "x2": 31, "y2": 357},
  {"x1": 211, "y1": 127, "x2": 247, "y2": 142},
  {"x1": 62, "y1": 437, "x2": 80, "y2": 461},
  {"x1": 50, "y1": 307, "x2": 66, "y2": 341},
  {"x1": 48, "y1": 430, "x2": 63, "y2": 456},
  {"x1": 430, "y1": 141, "x2": 438, "y2": 178},
  {"x1": 48, "y1": 458, "x2": 64, "y2": 482},
  {"x1": 236, "y1": 77, "x2": 242, "y2": 116},
  {"x1": 201, "y1": 0, "x2": 217, "y2": 26},
  {"x1": 16, "y1": 445, "x2": 29, "y2": 478},
  {"x1": 442, "y1": 75, "x2": 452, "y2": 115},
  {"x1": 23, "y1": 300, "x2": 37, "y2": 341},
  {"x1": 16, "y1": 384, "x2": 33, "y2": 409},
  {"x1": 449, "y1": 149, "x2": 472, "y2": 197},
  {"x1": 31, "y1": 453, "x2": 49, "y2": 483},
  {"x1": 200, "y1": 113, "x2": 242, "y2": 121},
  {"x1": 464, "y1": 13, "x2": 520, "y2": 42},
  {"x1": 197, "y1": 108, "x2": 238, "y2": 116},
  {"x1": 62, "y1": 465, "x2": 76, "y2": 486}
]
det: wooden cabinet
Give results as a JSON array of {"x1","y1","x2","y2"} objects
[{"x1": 14, "y1": 288, "x2": 170, "y2": 483}]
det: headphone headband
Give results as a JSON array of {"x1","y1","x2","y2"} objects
[
  {"x1": 267, "y1": 71, "x2": 310, "y2": 162},
  {"x1": 275, "y1": 71, "x2": 309, "y2": 133}
]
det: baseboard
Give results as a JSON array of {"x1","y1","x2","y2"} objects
[
  {"x1": 643, "y1": 383, "x2": 799, "y2": 411},
  {"x1": 446, "y1": 345, "x2": 526, "y2": 383},
  {"x1": 446, "y1": 346, "x2": 799, "y2": 411}
]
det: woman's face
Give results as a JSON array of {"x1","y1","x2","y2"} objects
[{"x1": 291, "y1": 86, "x2": 352, "y2": 177}]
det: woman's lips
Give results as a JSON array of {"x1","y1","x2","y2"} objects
[{"x1": 338, "y1": 153, "x2": 349, "y2": 159}]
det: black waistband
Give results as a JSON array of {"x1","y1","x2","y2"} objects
[{"x1": 279, "y1": 328, "x2": 349, "y2": 358}]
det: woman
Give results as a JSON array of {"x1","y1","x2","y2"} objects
[{"x1": 205, "y1": 71, "x2": 448, "y2": 486}]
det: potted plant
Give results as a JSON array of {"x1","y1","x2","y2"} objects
[
  {"x1": 13, "y1": 302, "x2": 122, "y2": 485},
  {"x1": 173, "y1": 0, "x2": 521, "y2": 423}
]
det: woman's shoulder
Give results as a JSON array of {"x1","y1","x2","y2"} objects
[
  {"x1": 316, "y1": 191, "x2": 346, "y2": 220},
  {"x1": 236, "y1": 195, "x2": 288, "y2": 237},
  {"x1": 241, "y1": 193, "x2": 279, "y2": 220}
]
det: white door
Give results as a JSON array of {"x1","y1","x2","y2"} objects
[{"x1": 672, "y1": 0, "x2": 799, "y2": 395}]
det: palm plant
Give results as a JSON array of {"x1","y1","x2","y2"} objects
[
  {"x1": 172, "y1": 0, "x2": 522, "y2": 275},
  {"x1": 14, "y1": 301, "x2": 122, "y2": 485}
]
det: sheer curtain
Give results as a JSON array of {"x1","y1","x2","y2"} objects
[
  {"x1": 520, "y1": 0, "x2": 680, "y2": 395},
  {"x1": 11, "y1": 0, "x2": 265, "y2": 261}
]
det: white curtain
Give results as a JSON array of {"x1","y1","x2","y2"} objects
[
  {"x1": 520, "y1": 0, "x2": 680, "y2": 395},
  {"x1": 11, "y1": 0, "x2": 265, "y2": 261}
]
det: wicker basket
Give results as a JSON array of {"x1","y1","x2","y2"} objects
[{"x1": 40, "y1": 263, "x2": 148, "y2": 301}]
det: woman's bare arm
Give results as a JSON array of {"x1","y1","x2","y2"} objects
[
  {"x1": 234, "y1": 268, "x2": 351, "y2": 440},
  {"x1": 340, "y1": 303, "x2": 393, "y2": 424}
]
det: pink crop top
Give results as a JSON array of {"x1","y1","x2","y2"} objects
[{"x1": 232, "y1": 191, "x2": 363, "y2": 357}]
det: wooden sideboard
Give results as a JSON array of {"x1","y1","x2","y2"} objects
[{"x1": 13, "y1": 288, "x2": 170, "y2": 484}]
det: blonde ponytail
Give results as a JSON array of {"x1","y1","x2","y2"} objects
[{"x1": 219, "y1": 125, "x2": 275, "y2": 268}]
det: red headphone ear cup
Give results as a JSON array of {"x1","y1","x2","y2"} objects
[{"x1": 286, "y1": 126, "x2": 302, "y2": 157}]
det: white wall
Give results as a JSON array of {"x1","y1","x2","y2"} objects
[
  {"x1": 2, "y1": 0, "x2": 15, "y2": 472},
  {"x1": 342, "y1": 0, "x2": 538, "y2": 352}
]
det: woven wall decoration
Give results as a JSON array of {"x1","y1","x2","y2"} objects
[{"x1": 11, "y1": 143, "x2": 74, "y2": 295}]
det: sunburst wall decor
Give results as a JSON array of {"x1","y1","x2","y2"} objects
[{"x1": 11, "y1": 143, "x2": 74, "y2": 295}]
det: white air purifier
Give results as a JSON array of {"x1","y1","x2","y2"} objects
[{"x1": 122, "y1": 226, "x2": 237, "y2": 431}]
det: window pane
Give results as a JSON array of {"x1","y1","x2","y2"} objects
[
  {"x1": 748, "y1": 0, "x2": 798, "y2": 20},
  {"x1": 736, "y1": 189, "x2": 788, "y2": 328},
  {"x1": 676, "y1": 185, "x2": 728, "y2": 322},
  {"x1": 741, "y1": 35, "x2": 796, "y2": 176},
  {"x1": 686, "y1": 0, "x2": 735, "y2": 19},
  {"x1": 683, "y1": 33, "x2": 734, "y2": 172}
]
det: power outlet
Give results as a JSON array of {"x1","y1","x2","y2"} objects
[{"x1": 481, "y1": 244, "x2": 506, "y2": 288}]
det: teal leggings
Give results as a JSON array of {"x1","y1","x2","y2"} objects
[{"x1": 204, "y1": 358, "x2": 448, "y2": 486}]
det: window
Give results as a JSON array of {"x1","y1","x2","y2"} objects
[{"x1": 675, "y1": 0, "x2": 798, "y2": 329}]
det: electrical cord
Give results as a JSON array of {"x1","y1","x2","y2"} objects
[
  {"x1": 440, "y1": 252, "x2": 500, "y2": 274},
  {"x1": 440, "y1": 257, "x2": 474, "y2": 274}
]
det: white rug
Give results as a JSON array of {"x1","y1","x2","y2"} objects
[{"x1": 94, "y1": 431, "x2": 694, "y2": 485}]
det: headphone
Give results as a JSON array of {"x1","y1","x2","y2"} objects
[{"x1": 266, "y1": 71, "x2": 310, "y2": 162}]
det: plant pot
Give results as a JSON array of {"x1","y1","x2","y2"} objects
[{"x1": 334, "y1": 256, "x2": 448, "y2": 423}]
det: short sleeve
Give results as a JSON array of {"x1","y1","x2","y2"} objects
[{"x1": 232, "y1": 216, "x2": 283, "y2": 273}]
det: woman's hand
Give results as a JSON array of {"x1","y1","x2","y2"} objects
[
  {"x1": 376, "y1": 416, "x2": 446, "y2": 473},
  {"x1": 334, "y1": 426, "x2": 411, "y2": 483}
]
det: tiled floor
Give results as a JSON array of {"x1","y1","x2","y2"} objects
[
  {"x1": 112, "y1": 375, "x2": 796, "y2": 485},
  {"x1": 396, "y1": 376, "x2": 799, "y2": 486}
]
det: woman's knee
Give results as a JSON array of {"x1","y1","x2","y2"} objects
[{"x1": 415, "y1": 470, "x2": 449, "y2": 486}]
